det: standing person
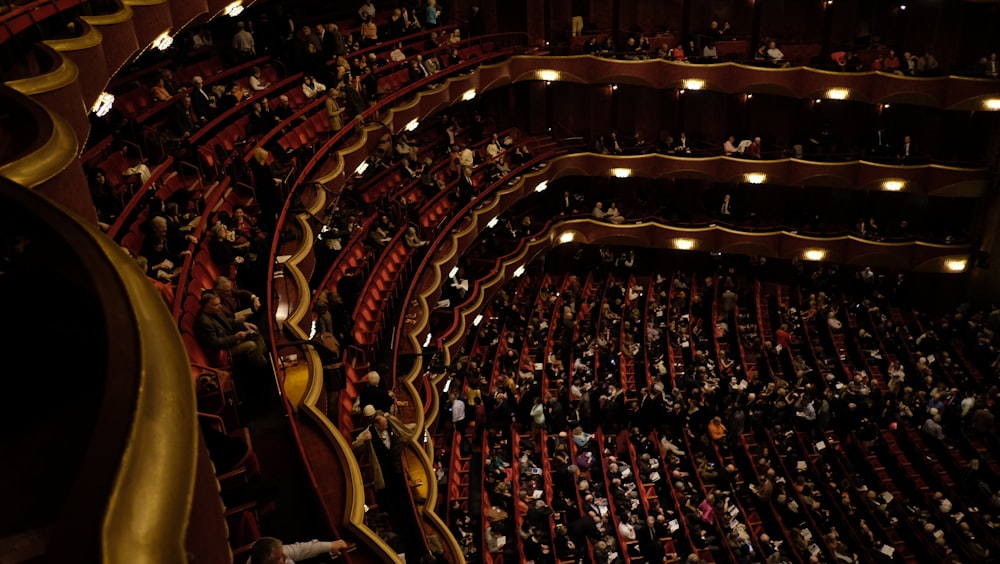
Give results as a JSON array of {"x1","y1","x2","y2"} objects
[
  {"x1": 571, "y1": 0, "x2": 588, "y2": 37},
  {"x1": 352, "y1": 414, "x2": 413, "y2": 514},
  {"x1": 250, "y1": 148, "x2": 282, "y2": 237},
  {"x1": 451, "y1": 392, "x2": 468, "y2": 436},
  {"x1": 325, "y1": 87, "x2": 344, "y2": 133},
  {"x1": 424, "y1": 0, "x2": 441, "y2": 27},
  {"x1": 530, "y1": 396, "x2": 546, "y2": 442}
]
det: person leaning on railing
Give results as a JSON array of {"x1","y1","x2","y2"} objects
[{"x1": 248, "y1": 537, "x2": 352, "y2": 564}]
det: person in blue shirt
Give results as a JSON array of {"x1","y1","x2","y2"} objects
[{"x1": 425, "y1": 0, "x2": 441, "y2": 27}]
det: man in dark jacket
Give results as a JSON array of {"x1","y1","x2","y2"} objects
[{"x1": 194, "y1": 292, "x2": 269, "y2": 369}]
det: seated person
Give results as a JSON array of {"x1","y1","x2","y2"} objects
[
  {"x1": 674, "y1": 132, "x2": 692, "y2": 154},
  {"x1": 723, "y1": 135, "x2": 739, "y2": 156},
  {"x1": 247, "y1": 100, "x2": 280, "y2": 137},
  {"x1": 404, "y1": 226, "x2": 428, "y2": 248},
  {"x1": 193, "y1": 292, "x2": 269, "y2": 369},
  {"x1": 248, "y1": 66, "x2": 270, "y2": 91},
  {"x1": 301, "y1": 75, "x2": 327, "y2": 100},
  {"x1": 702, "y1": 42, "x2": 718, "y2": 60},
  {"x1": 606, "y1": 202, "x2": 626, "y2": 224},
  {"x1": 765, "y1": 41, "x2": 786, "y2": 65},
  {"x1": 592, "y1": 201, "x2": 606, "y2": 220}
]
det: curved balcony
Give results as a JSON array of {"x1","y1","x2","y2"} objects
[
  {"x1": 512, "y1": 55, "x2": 1000, "y2": 110},
  {"x1": 0, "y1": 176, "x2": 198, "y2": 562}
]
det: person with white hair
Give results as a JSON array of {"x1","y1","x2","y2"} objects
[{"x1": 358, "y1": 370, "x2": 394, "y2": 413}]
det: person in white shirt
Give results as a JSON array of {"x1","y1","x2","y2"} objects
[
  {"x1": 592, "y1": 201, "x2": 606, "y2": 219},
  {"x1": 232, "y1": 21, "x2": 255, "y2": 56},
  {"x1": 248, "y1": 537, "x2": 350, "y2": 564},
  {"x1": 459, "y1": 145, "x2": 475, "y2": 168},
  {"x1": 606, "y1": 202, "x2": 625, "y2": 224},
  {"x1": 766, "y1": 40, "x2": 784, "y2": 63},
  {"x1": 720, "y1": 193, "x2": 732, "y2": 216},
  {"x1": 485, "y1": 133, "x2": 503, "y2": 158},
  {"x1": 451, "y1": 392, "x2": 467, "y2": 433},
  {"x1": 301, "y1": 75, "x2": 326, "y2": 99},
  {"x1": 248, "y1": 66, "x2": 269, "y2": 91},
  {"x1": 723, "y1": 135, "x2": 739, "y2": 155}
]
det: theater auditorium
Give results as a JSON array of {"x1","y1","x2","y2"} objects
[{"x1": 2, "y1": 0, "x2": 1000, "y2": 563}]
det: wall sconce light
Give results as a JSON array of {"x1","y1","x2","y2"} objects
[
  {"x1": 745, "y1": 173, "x2": 767, "y2": 184},
  {"x1": 826, "y1": 88, "x2": 849, "y2": 100},
  {"x1": 673, "y1": 239, "x2": 695, "y2": 250},
  {"x1": 882, "y1": 180, "x2": 904, "y2": 191},
  {"x1": 534, "y1": 181, "x2": 548, "y2": 193},
  {"x1": 224, "y1": 0, "x2": 244, "y2": 17},
  {"x1": 538, "y1": 70, "x2": 560, "y2": 82},
  {"x1": 461, "y1": 89, "x2": 477, "y2": 101},
  {"x1": 684, "y1": 79, "x2": 705, "y2": 90},
  {"x1": 611, "y1": 168, "x2": 632, "y2": 178},
  {"x1": 559, "y1": 232, "x2": 576, "y2": 243},
  {"x1": 945, "y1": 259, "x2": 967, "y2": 272},
  {"x1": 804, "y1": 249, "x2": 826, "y2": 261},
  {"x1": 92, "y1": 92, "x2": 115, "y2": 117},
  {"x1": 152, "y1": 30, "x2": 174, "y2": 51}
]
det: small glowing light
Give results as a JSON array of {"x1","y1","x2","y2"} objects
[
  {"x1": 364, "y1": 504, "x2": 370, "y2": 513},
  {"x1": 611, "y1": 168, "x2": 632, "y2": 178},
  {"x1": 814, "y1": 98, "x2": 822, "y2": 104},
  {"x1": 673, "y1": 239, "x2": 695, "y2": 251},
  {"x1": 745, "y1": 173, "x2": 767, "y2": 184},
  {"x1": 404, "y1": 118, "x2": 419, "y2": 132},
  {"x1": 746, "y1": 93, "x2": 753, "y2": 100},
  {"x1": 152, "y1": 30, "x2": 174, "y2": 51},
  {"x1": 224, "y1": 0, "x2": 244, "y2": 17},
  {"x1": 826, "y1": 0, "x2": 833, "y2": 5},
  {"x1": 487, "y1": 217, "x2": 499, "y2": 228},
  {"x1": 684, "y1": 79, "x2": 705, "y2": 90},
  {"x1": 92, "y1": 92, "x2": 115, "y2": 117},
  {"x1": 945, "y1": 259, "x2": 967, "y2": 272},
  {"x1": 473, "y1": 314, "x2": 484, "y2": 326},
  {"x1": 461, "y1": 89, "x2": 477, "y2": 101},
  {"x1": 443, "y1": 379, "x2": 452, "y2": 393},
  {"x1": 882, "y1": 104, "x2": 891, "y2": 109},
  {"x1": 612, "y1": 84, "x2": 619, "y2": 91},
  {"x1": 826, "y1": 88, "x2": 849, "y2": 100},
  {"x1": 538, "y1": 70, "x2": 560, "y2": 82},
  {"x1": 513, "y1": 266, "x2": 525, "y2": 278},
  {"x1": 449, "y1": 266, "x2": 459, "y2": 278},
  {"x1": 883, "y1": 180, "x2": 904, "y2": 191},
  {"x1": 559, "y1": 232, "x2": 575, "y2": 244},
  {"x1": 534, "y1": 181, "x2": 548, "y2": 193},
  {"x1": 354, "y1": 161, "x2": 369, "y2": 175},
  {"x1": 899, "y1": 4, "x2": 906, "y2": 10},
  {"x1": 679, "y1": 89, "x2": 686, "y2": 94},
  {"x1": 804, "y1": 249, "x2": 826, "y2": 261},
  {"x1": 424, "y1": 333, "x2": 433, "y2": 347},
  {"x1": 984, "y1": 98, "x2": 1000, "y2": 110}
]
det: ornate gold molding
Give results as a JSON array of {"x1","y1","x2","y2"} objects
[
  {"x1": 5, "y1": 45, "x2": 80, "y2": 95},
  {"x1": 44, "y1": 19, "x2": 104, "y2": 51},
  {"x1": 0, "y1": 91, "x2": 78, "y2": 187}
]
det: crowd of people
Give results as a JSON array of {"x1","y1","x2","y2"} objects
[
  {"x1": 576, "y1": 15, "x2": 998, "y2": 80},
  {"x1": 68, "y1": 3, "x2": 1000, "y2": 563},
  {"x1": 423, "y1": 243, "x2": 1000, "y2": 563}
]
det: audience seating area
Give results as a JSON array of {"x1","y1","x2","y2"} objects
[{"x1": 31, "y1": 2, "x2": 999, "y2": 563}]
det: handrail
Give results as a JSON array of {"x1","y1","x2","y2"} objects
[{"x1": 106, "y1": 157, "x2": 174, "y2": 240}]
